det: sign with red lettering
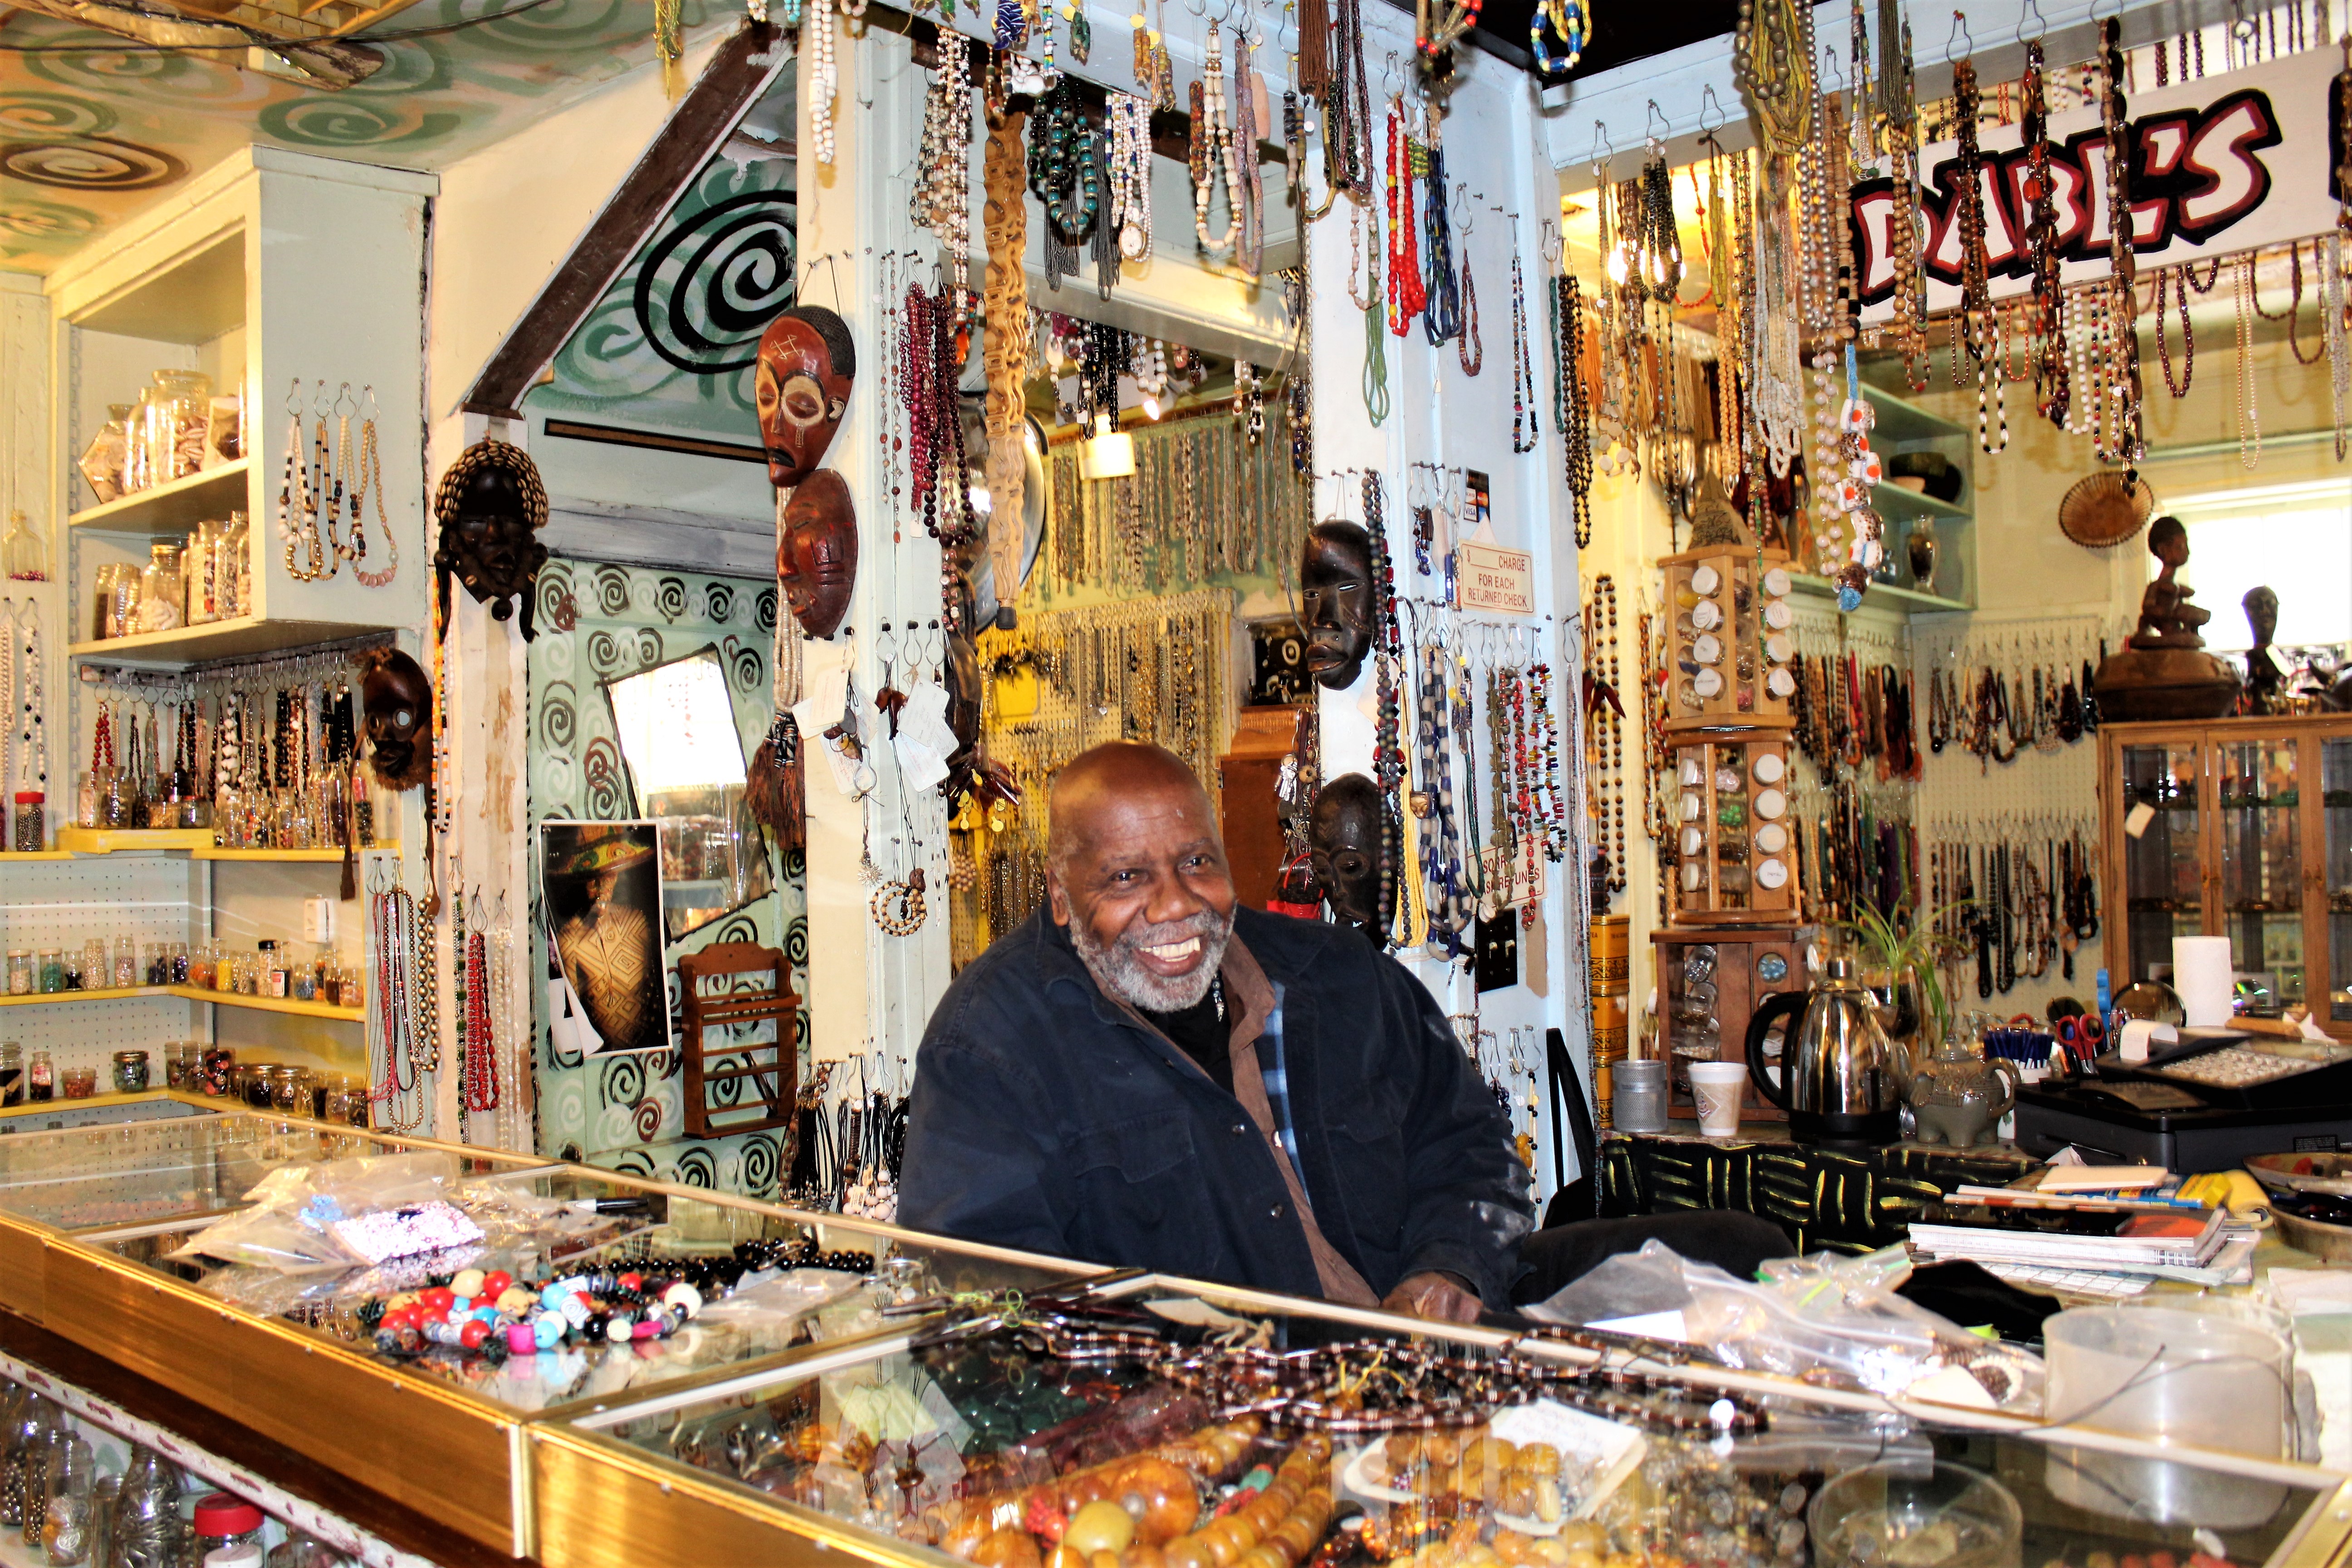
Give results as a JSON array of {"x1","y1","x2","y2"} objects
[
  {"x1": 1852, "y1": 47, "x2": 2328, "y2": 322},
  {"x1": 1458, "y1": 542, "x2": 1534, "y2": 614}
]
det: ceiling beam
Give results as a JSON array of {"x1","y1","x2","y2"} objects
[{"x1": 459, "y1": 19, "x2": 788, "y2": 419}]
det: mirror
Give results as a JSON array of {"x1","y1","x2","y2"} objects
[{"x1": 600, "y1": 646, "x2": 774, "y2": 943}]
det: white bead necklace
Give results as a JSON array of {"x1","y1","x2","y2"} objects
[
  {"x1": 810, "y1": 0, "x2": 838, "y2": 166},
  {"x1": 1194, "y1": 22, "x2": 1240, "y2": 255}
]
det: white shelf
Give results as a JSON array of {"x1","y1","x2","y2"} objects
[
  {"x1": 72, "y1": 617, "x2": 392, "y2": 666},
  {"x1": 69, "y1": 460, "x2": 248, "y2": 537}
]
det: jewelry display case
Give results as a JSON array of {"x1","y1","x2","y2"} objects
[
  {"x1": 2098, "y1": 715, "x2": 2352, "y2": 1040},
  {"x1": 538, "y1": 1271, "x2": 2352, "y2": 1568},
  {"x1": 1650, "y1": 926, "x2": 1805, "y2": 1116},
  {"x1": 0, "y1": 1095, "x2": 1087, "y2": 1556},
  {"x1": 1657, "y1": 543, "x2": 1795, "y2": 737},
  {"x1": 6, "y1": 1094, "x2": 2352, "y2": 1568},
  {"x1": 1663, "y1": 737, "x2": 1803, "y2": 925}
]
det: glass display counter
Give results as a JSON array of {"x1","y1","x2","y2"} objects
[
  {"x1": 0, "y1": 1098, "x2": 1088, "y2": 1555},
  {"x1": 539, "y1": 1277, "x2": 2352, "y2": 1568},
  {"x1": 1, "y1": 1098, "x2": 2348, "y2": 1568}
]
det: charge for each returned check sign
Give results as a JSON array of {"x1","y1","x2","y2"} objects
[{"x1": 1457, "y1": 542, "x2": 1533, "y2": 615}]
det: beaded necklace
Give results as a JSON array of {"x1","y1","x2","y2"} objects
[
  {"x1": 1421, "y1": 122, "x2": 1461, "y2": 344},
  {"x1": 1559, "y1": 276, "x2": 1593, "y2": 546},
  {"x1": 1366, "y1": 474, "x2": 1405, "y2": 944},
  {"x1": 914, "y1": 40, "x2": 975, "y2": 283},
  {"x1": 1456, "y1": 231, "x2": 1483, "y2": 375},
  {"x1": 1234, "y1": 23, "x2": 1265, "y2": 276},
  {"x1": 1385, "y1": 102, "x2": 1426, "y2": 333},
  {"x1": 1584, "y1": 577, "x2": 1623, "y2": 902},
  {"x1": 1413, "y1": 635, "x2": 1472, "y2": 957},
  {"x1": 1193, "y1": 24, "x2": 1241, "y2": 255},
  {"x1": 1509, "y1": 249, "x2": 1535, "y2": 451},
  {"x1": 2097, "y1": 18, "x2": 2145, "y2": 462}
]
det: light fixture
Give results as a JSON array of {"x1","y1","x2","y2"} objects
[{"x1": 1081, "y1": 413, "x2": 1135, "y2": 480}]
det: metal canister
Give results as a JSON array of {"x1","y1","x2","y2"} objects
[{"x1": 1612, "y1": 1058, "x2": 1670, "y2": 1135}]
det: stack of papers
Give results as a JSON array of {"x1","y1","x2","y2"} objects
[{"x1": 1910, "y1": 1200, "x2": 2252, "y2": 1288}]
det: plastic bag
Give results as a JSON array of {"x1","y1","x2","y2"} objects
[
  {"x1": 169, "y1": 1152, "x2": 474, "y2": 1273},
  {"x1": 1527, "y1": 1240, "x2": 2044, "y2": 1413}
]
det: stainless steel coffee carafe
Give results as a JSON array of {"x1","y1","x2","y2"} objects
[{"x1": 1744, "y1": 936, "x2": 1905, "y2": 1145}]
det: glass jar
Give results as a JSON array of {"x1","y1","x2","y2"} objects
[
  {"x1": 111, "y1": 1051, "x2": 149, "y2": 1094},
  {"x1": 165, "y1": 1042, "x2": 195, "y2": 1091},
  {"x1": 206, "y1": 394, "x2": 241, "y2": 467},
  {"x1": 186, "y1": 941, "x2": 211, "y2": 990},
  {"x1": 188, "y1": 1494, "x2": 261, "y2": 1563},
  {"x1": 213, "y1": 944, "x2": 235, "y2": 993},
  {"x1": 25, "y1": 1050, "x2": 51, "y2": 1102},
  {"x1": 74, "y1": 406, "x2": 130, "y2": 507},
  {"x1": 3, "y1": 1389, "x2": 53, "y2": 1534},
  {"x1": 218, "y1": 513, "x2": 250, "y2": 621},
  {"x1": 258, "y1": 941, "x2": 285, "y2": 999},
  {"x1": 135, "y1": 544, "x2": 183, "y2": 636},
  {"x1": 111, "y1": 935, "x2": 137, "y2": 990},
  {"x1": 110, "y1": 1445, "x2": 180, "y2": 1568},
  {"x1": 147, "y1": 370, "x2": 213, "y2": 488},
  {"x1": 268, "y1": 1065, "x2": 309, "y2": 1116},
  {"x1": 199, "y1": 1046, "x2": 233, "y2": 1098},
  {"x1": 35, "y1": 951, "x2": 60, "y2": 994},
  {"x1": 186, "y1": 520, "x2": 218, "y2": 624},
  {"x1": 58, "y1": 950, "x2": 82, "y2": 991},
  {"x1": 37, "y1": 1428, "x2": 92, "y2": 1564},
  {"x1": 289, "y1": 945, "x2": 316, "y2": 1001},
  {"x1": 170, "y1": 943, "x2": 188, "y2": 985},
  {"x1": 0, "y1": 511, "x2": 44, "y2": 584},
  {"x1": 74, "y1": 769, "x2": 97, "y2": 829},
  {"x1": 11, "y1": 791, "x2": 40, "y2": 853},
  {"x1": 121, "y1": 388, "x2": 153, "y2": 495},
  {"x1": 0, "y1": 1043, "x2": 20, "y2": 1108},
  {"x1": 81, "y1": 940, "x2": 106, "y2": 993},
  {"x1": 5, "y1": 953, "x2": 28, "y2": 996},
  {"x1": 98, "y1": 766, "x2": 127, "y2": 830},
  {"x1": 239, "y1": 1064, "x2": 274, "y2": 1111},
  {"x1": 234, "y1": 952, "x2": 257, "y2": 995},
  {"x1": 59, "y1": 1067, "x2": 96, "y2": 1101}
]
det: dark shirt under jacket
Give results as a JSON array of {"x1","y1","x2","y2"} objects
[{"x1": 896, "y1": 906, "x2": 1534, "y2": 1307}]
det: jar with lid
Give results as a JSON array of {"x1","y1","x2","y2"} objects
[
  {"x1": 213, "y1": 944, "x2": 235, "y2": 993},
  {"x1": 121, "y1": 387, "x2": 153, "y2": 494},
  {"x1": 58, "y1": 949, "x2": 82, "y2": 991},
  {"x1": 112, "y1": 1051, "x2": 149, "y2": 1094},
  {"x1": 37, "y1": 1426, "x2": 92, "y2": 1564},
  {"x1": 188, "y1": 1494, "x2": 262, "y2": 1563},
  {"x1": 147, "y1": 370, "x2": 213, "y2": 487},
  {"x1": 262, "y1": 1529, "x2": 338, "y2": 1568},
  {"x1": 135, "y1": 544, "x2": 183, "y2": 636},
  {"x1": 59, "y1": 1067, "x2": 95, "y2": 1100},
  {"x1": 217, "y1": 514, "x2": 250, "y2": 620},
  {"x1": 288, "y1": 945, "x2": 316, "y2": 1001},
  {"x1": 186, "y1": 520, "x2": 218, "y2": 624},
  {"x1": 24, "y1": 1050, "x2": 51, "y2": 1102},
  {"x1": 165, "y1": 1042, "x2": 195, "y2": 1090},
  {"x1": 268, "y1": 1065, "x2": 310, "y2": 1116},
  {"x1": 240, "y1": 1065, "x2": 274, "y2": 1111},
  {"x1": 2, "y1": 1389, "x2": 53, "y2": 1533},
  {"x1": 74, "y1": 406, "x2": 130, "y2": 506},
  {"x1": 109, "y1": 1445, "x2": 180, "y2": 1568},
  {"x1": 35, "y1": 951, "x2": 61, "y2": 994},
  {"x1": 233, "y1": 952, "x2": 257, "y2": 995},
  {"x1": 81, "y1": 940, "x2": 106, "y2": 992},
  {"x1": 7, "y1": 953, "x2": 29, "y2": 996},
  {"x1": 258, "y1": 941, "x2": 286, "y2": 999},
  {"x1": 199, "y1": 1046, "x2": 233, "y2": 1097},
  {"x1": 186, "y1": 940, "x2": 212, "y2": 990},
  {"x1": 12, "y1": 790, "x2": 42, "y2": 853},
  {"x1": 170, "y1": 943, "x2": 188, "y2": 985},
  {"x1": 0, "y1": 1044, "x2": 20, "y2": 1108},
  {"x1": 112, "y1": 935, "x2": 137, "y2": 990}
]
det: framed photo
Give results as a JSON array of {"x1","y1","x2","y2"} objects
[{"x1": 539, "y1": 819, "x2": 669, "y2": 1055}]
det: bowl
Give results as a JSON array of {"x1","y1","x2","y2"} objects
[
  {"x1": 2274, "y1": 1205, "x2": 2352, "y2": 1262},
  {"x1": 2248, "y1": 1150, "x2": 2352, "y2": 1200}
]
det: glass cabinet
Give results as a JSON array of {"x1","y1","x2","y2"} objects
[{"x1": 2102, "y1": 716, "x2": 2352, "y2": 1035}]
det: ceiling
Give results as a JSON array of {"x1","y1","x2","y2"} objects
[
  {"x1": 0, "y1": 0, "x2": 740, "y2": 272},
  {"x1": 1452, "y1": 0, "x2": 1738, "y2": 85}
]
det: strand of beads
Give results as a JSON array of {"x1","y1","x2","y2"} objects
[{"x1": 1193, "y1": 24, "x2": 1239, "y2": 254}]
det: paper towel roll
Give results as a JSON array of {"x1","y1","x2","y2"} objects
[{"x1": 2174, "y1": 936, "x2": 2236, "y2": 1028}]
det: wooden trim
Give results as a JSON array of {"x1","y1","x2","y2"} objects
[
  {"x1": 459, "y1": 20, "x2": 788, "y2": 420},
  {"x1": 541, "y1": 417, "x2": 768, "y2": 465}
]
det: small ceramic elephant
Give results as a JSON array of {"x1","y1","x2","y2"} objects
[{"x1": 1903, "y1": 1048, "x2": 2020, "y2": 1148}]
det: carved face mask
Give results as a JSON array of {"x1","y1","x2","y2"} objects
[
  {"x1": 432, "y1": 441, "x2": 550, "y2": 640},
  {"x1": 779, "y1": 470, "x2": 858, "y2": 638},
  {"x1": 1309, "y1": 774, "x2": 1384, "y2": 932},
  {"x1": 1299, "y1": 521, "x2": 1375, "y2": 689},
  {"x1": 756, "y1": 305, "x2": 858, "y2": 489},
  {"x1": 359, "y1": 648, "x2": 432, "y2": 792}
]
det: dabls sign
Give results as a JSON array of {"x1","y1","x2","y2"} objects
[{"x1": 1852, "y1": 45, "x2": 2334, "y2": 322}]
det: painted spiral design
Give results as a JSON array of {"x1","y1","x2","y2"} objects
[
  {"x1": 653, "y1": 575, "x2": 688, "y2": 620},
  {"x1": 538, "y1": 682, "x2": 577, "y2": 751},
  {"x1": 1, "y1": 137, "x2": 183, "y2": 191},
  {"x1": 672, "y1": 1146, "x2": 716, "y2": 1187},
  {"x1": 631, "y1": 188, "x2": 798, "y2": 375}
]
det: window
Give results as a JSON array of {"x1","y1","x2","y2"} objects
[{"x1": 2170, "y1": 480, "x2": 2352, "y2": 652}]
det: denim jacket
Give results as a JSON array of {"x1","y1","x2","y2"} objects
[{"x1": 897, "y1": 905, "x2": 1534, "y2": 1306}]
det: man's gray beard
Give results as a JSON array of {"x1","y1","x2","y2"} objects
[{"x1": 1070, "y1": 906, "x2": 1235, "y2": 1012}]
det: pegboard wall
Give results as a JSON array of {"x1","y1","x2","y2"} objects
[
  {"x1": 1911, "y1": 607, "x2": 2111, "y2": 1017},
  {"x1": 0, "y1": 857, "x2": 202, "y2": 1075}
]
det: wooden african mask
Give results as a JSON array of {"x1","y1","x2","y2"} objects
[
  {"x1": 755, "y1": 305, "x2": 857, "y2": 489},
  {"x1": 432, "y1": 440, "x2": 549, "y2": 640},
  {"x1": 1309, "y1": 774, "x2": 1384, "y2": 932},
  {"x1": 1299, "y1": 520, "x2": 1375, "y2": 689},
  {"x1": 359, "y1": 647, "x2": 432, "y2": 792},
  {"x1": 779, "y1": 470, "x2": 858, "y2": 638}
]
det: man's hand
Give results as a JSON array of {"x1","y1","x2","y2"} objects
[{"x1": 1380, "y1": 1271, "x2": 1483, "y2": 1324}]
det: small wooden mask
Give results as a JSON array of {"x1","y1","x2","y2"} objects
[
  {"x1": 432, "y1": 439, "x2": 549, "y2": 639},
  {"x1": 756, "y1": 305, "x2": 857, "y2": 489},
  {"x1": 779, "y1": 470, "x2": 858, "y2": 638}
]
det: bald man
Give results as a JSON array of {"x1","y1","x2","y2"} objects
[{"x1": 898, "y1": 741, "x2": 1531, "y2": 1322}]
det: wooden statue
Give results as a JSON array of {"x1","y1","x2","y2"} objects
[{"x1": 2092, "y1": 515, "x2": 2241, "y2": 721}]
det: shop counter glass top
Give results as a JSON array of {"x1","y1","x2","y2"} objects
[
  {"x1": 539, "y1": 1277, "x2": 2350, "y2": 1568},
  {"x1": 7, "y1": 1106, "x2": 1086, "y2": 1417}
]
